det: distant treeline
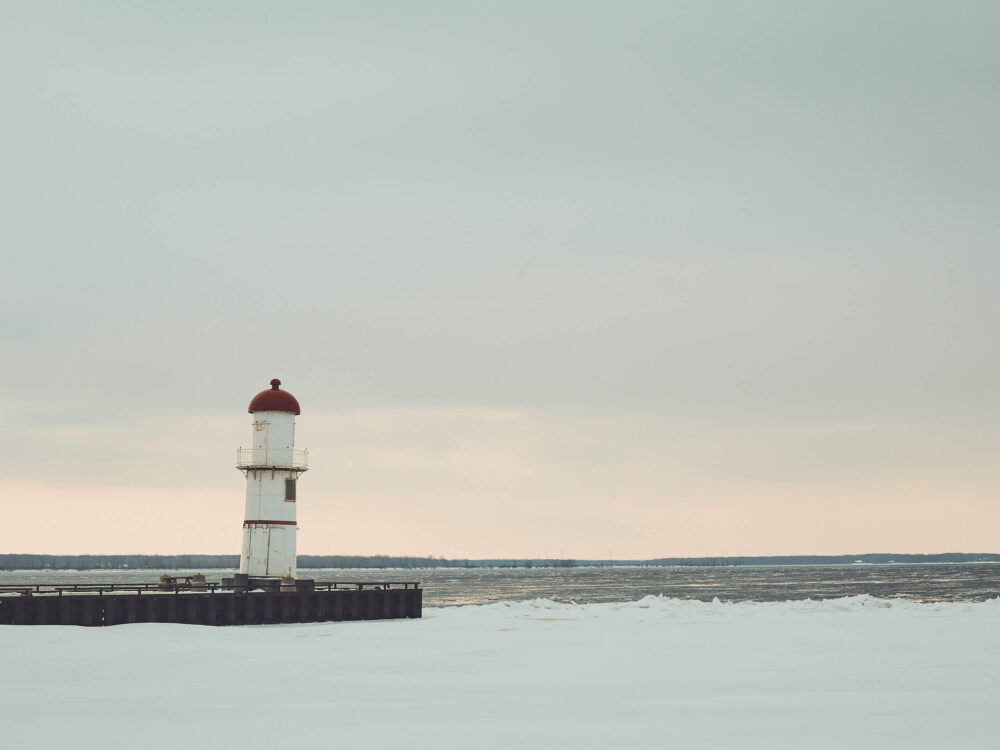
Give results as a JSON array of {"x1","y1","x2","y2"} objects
[
  {"x1": 646, "y1": 553, "x2": 1000, "y2": 566},
  {"x1": 1, "y1": 552, "x2": 998, "y2": 571},
  {"x1": 0, "y1": 555, "x2": 242, "y2": 571},
  {"x1": 0, "y1": 554, "x2": 577, "y2": 571}
]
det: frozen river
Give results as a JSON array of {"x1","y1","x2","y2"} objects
[
  {"x1": 2, "y1": 562, "x2": 997, "y2": 604},
  {"x1": 3, "y1": 595, "x2": 999, "y2": 750}
]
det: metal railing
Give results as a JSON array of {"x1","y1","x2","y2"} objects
[
  {"x1": 312, "y1": 582, "x2": 421, "y2": 591},
  {"x1": 0, "y1": 581, "x2": 224, "y2": 596},
  {"x1": 236, "y1": 448, "x2": 309, "y2": 470},
  {"x1": 0, "y1": 580, "x2": 419, "y2": 597}
]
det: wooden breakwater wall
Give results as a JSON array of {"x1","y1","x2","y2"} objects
[{"x1": 0, "y1": 586, "x2": 422, "y2": 627}]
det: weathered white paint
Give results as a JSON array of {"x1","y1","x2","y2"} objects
[
  {"x1": 238, "y1": 410, "x2": 304, "y2": 578},
  {"x1": 248, "y1": 411, "x2": 295, "y2": 468},
  {"x1": 240, "y1": 524, "x2": 296, "y2": 578}
]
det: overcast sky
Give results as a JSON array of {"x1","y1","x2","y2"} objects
[{"x1": 2, "y1": 1, "x2": 998, "y2": 558}]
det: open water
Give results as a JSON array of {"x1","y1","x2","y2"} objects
[{"x1": 2, "y1": 563, "x2": 997, "y2": 606}]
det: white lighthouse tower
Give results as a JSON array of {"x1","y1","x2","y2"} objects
[{"x1": 236, "y1": 379, "x2": 308, "y2": 580}]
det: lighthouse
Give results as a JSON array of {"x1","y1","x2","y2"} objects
[{"x1": 236, "y1": 379, "x2": 308, "y2": 580}]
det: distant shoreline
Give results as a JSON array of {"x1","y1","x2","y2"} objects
[{"x1": 2, "y1": 553, "x2": 998, "y2": 571}]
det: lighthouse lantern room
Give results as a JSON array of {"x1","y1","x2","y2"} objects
[{"x1": 236, "y1": 379, "x2": 308, "y2": 580}]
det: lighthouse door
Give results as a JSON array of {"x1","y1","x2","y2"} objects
[{"x1": 245, "y1": 525, "x2": 270, "y2": 575}]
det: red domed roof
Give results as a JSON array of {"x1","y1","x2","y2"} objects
[{"x1": 248, "y1": 379, "x2": 301, "y2": 414}]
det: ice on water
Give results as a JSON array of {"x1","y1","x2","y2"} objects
[{"x1": 2, "y1": 595, "x2": 999, "y2": 749}]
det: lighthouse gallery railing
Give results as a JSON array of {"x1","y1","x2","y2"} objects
[{"x1": 236, "y1": 448, "x2": 309, "y2": 470}]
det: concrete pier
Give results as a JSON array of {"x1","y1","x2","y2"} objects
[{"x1": 0, "y1": 583, "x2": 422, "y2": 627}]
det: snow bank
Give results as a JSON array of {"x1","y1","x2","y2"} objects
[{"x1": 2, "y1": 596, "x2": 998, "y2": 749}]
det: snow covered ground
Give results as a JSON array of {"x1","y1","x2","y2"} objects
[{"x1": 2, "y1": 595, "x2": 998, "y2": 750}]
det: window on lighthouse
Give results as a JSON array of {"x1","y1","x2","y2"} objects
[{"x1": 285, "y1": 478, "x2": 297, "y2": 502}]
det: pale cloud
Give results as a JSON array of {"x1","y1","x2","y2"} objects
[
  {"x1": 2, "y1": 407, "x2": 996, "y2": 557},
  {"x1": 2, "y1": 474, "x2": 994, "y2": 559}
]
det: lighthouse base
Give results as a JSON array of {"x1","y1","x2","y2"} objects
[{"x1": 221, "y1": 574, "x2": 316, "y2": 593}]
